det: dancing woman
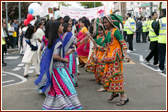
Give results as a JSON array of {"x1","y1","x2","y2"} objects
[
  {"x1": 61, "y1": 23, "x2": 78, "y2": 87},
  {"x1": 76, "y1": 18, "x2": 90, "y2": 67},
  {"x1": 40, "y1": 21, "x2": 82, "y2": 110},
  {"x1": 101, "y1": 14, "x2": 130, "y2": 106}
]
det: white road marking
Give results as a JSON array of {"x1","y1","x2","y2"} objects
[
  {"x1": 28, "y1": 70, "x2": 34, "y2": 74},
  {"x1": 2, "y1": 74, "x2": 7, "y2": 76},
  {"x1": 4, "y1": 56, "x2": 20, "y2": 59},
  {"x1": 127, "y1": 52, "x2": 166, "y2": 77},
  {"x1": 30, "y1": 66, "x2": 35, "y2": 69},
  {"x1": 2, "y1": 80, "x2": 15, "y2": 84},
  {"x1": 17, "y1": 64, "x2": 24, "y2": 67},
  {"x1": 2, "y1": 71, "x2": 27, "y2": 87},
  {"x1": 145, "y1": 50, "x2": 148, "y2": 51},
  {"x1": 12, "y1": 67, "x2": 21, "y2": 71},
  {"x1": 140, "y1": 63, "x2": 166, "y2": 77}
]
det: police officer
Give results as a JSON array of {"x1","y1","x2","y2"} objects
[
  {"x1": 123, "y1": 17, "x2": 128, "y2": 42},
  {"x1": 154, "y1": 9, "x2": 166, "y2": 73},
  {"x1": 126, "y1": 13, "x2": 136, "y2": 53},
  {"x1": 2, "y1": 27, "x2": 7, "y2": 66},
  {"x1": 146, "y1": 16, "x2": 151, "y2": 41},
  {"x1": 145, "y1": 12, "x2": 158, "y2": 66},
  {"x1": 142, "y1": 17, "x2": 147, "y2": 43}
]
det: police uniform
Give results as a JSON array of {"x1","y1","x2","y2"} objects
[
  {"x1": 145, "y1": 19, "x2": 158, "y2": 65},
  {"x1": 126, "y1": 17, "x2": 136, "y2": 51},
  {"x1": 142, "y1": 20, "x2": 148, "y2": 42},
  {"x1": 153, "y1": 16, "x2": 166, "y2": 71},
  {"x1": 123, "y1": 19, "x2": 128, "y2": 41}
]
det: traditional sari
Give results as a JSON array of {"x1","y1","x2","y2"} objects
[
  {"x1": 35, "y1": 37, "x2": 82, "y2": 110},
  {"x1": 103, "y1": 28, "x2": 127, "y2": 94},
  {"x1": 76, "y1": 27, "x2": 90, "y2": 64},
  {"x1": 61, "y1": 32, "x2": 78, "y2": 84}
]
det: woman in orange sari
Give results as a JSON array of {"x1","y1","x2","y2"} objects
[
  {"x1": 101, "y1": 14, "x2": 130, "y2": 106},
  {"x1": 76, "y1": 18, "x2": 90, "y2": 67}
]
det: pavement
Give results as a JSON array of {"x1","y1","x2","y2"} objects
[{"x1": 2, "y1": 39, "x2": 167, "y2": 110}]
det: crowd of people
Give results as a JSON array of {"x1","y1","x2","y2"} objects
[{"x1": 1, "y1": 8, "x2": 166, "y2": 110}]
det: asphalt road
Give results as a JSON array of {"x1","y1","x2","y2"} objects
[{"x1": 2, "y1": 38, "x2": 166, "y2": 110}]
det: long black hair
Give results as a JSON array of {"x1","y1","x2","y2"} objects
[
  {"x1": 25, "y1": 25, "x2": 34, "y2": 39},
  {"x1": 63, "y1": 23, "x2": 70, "y2": 33},
  {"x1": 45, "y1": 20, "x2": 52, "y2": 39},
  {"x1": 63, "y1": 16, "x2": 70, "y2": 23},
  {"x1": 48, "y1": 21, "x2": 61, "y2": 48},
  {"x1": 81, "y1": 17, "x2": 90, "y2": 30},
  {"x1": 36, "y1": 21, "x2": 43, "y2": 31}
]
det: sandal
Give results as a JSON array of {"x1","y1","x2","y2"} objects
[
  {"x1": 97, "y1": 87, "x2": 107, "y2": 92},
  {"x1": 107, "y1": 93, "x2": 119, "y2": 102},
  {"x1": 116, "y1": 98, "x2": 129, "y2": 106}
]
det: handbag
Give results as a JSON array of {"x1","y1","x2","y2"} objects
[
  {"x1": 13, "y1": 31, "x2": 17, "y2": 37},
  {"x1": 25, "y1": 39, "x2": 38, "y2": 51}
]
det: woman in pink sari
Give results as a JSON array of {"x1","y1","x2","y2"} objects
[{"x1": 77, "y1": 18, "x2": 90, "y2": 67}]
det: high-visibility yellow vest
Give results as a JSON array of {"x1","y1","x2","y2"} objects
[
  {"x1": 2, "y1": 38, "x2": 5, "y2": 45},
  {"x1": 142, "y1": 21, "x2": 147, "y2": 32},
  {"x1": 123, "y1": 20, "x2": 127, "y2": 31},
  {"x1": 158, "y1": 17, "x2": 166, "y2": 44},
  {"x1": 149, "y1": 20, "x2": 158, "y2": 42},
  {"x1": 127, "y1": 18, "x2": 135, "y2": 35},
  {"x1": 146, "y1": 20, "x2": 151, "y2": 32}
]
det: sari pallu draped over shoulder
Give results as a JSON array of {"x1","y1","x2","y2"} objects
[
  {"x1": 61, "y1": 32, "x2": 77, "y2": 84},
  {"x1": 34, "y1": 37, "x2": 64, "y2": 95},
  {"x1": 76, "y1": 27, "x2": 90, "y2": 64}
]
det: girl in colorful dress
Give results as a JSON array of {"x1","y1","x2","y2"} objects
[
  {"x1": 76, "y1": 18, "x2": 90, "y2": 67},
  {"x1": 41, "y1": 21, "x2": 82, "y2": 110},
  {"x1": 34, "y1": 20, "x2": 52, "y2": 92},
  {"x1": 101, "y1": 14, "x2": 130, "y2": 106},
  {"x1": 61, "y1": 23, "x2": 78, "y2": 87}
]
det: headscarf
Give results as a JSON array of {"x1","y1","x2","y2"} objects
[{"x1": 104, "y1": 14, "x2": 123, "y2": 30}]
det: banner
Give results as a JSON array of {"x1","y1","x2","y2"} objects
[
  {"x1": 39, "y1": 2, "x2": 51, "y2": 17},
  {"x1": 60, "y1": 5, "x2": 106, "y2": 19}
]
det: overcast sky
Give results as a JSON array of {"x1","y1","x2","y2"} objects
[{"x1": 52, "y1": 2, "x2": 114, "y2": 9}]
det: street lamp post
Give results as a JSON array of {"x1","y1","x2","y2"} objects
[
  {"x1": 6, "y1": 2, "x2": 8, "y2": 28},
  {"x1": 19, "y1": 2, "x2": 21, "y2": 23},
  {"x1": 94, "y1": 2, "x2": 95, "y2": 7}
]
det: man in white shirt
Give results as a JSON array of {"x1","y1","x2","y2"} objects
[{"x1": 8, "y1": 23, "x2": 15, "y2": 48}]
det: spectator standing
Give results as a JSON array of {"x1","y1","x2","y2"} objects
[
  {"x1": 8, "y1": 23, "x2": 15, "y2": 48},
  {"x1": 12, "y1": 19, "x2": 18, "y2": 48},
  {"x1": 136, "y1": 18, "x2": 142, "y2": 43}
]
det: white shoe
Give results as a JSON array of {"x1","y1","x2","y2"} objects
[
  {"x1": 127, "y1": 50, "x2": 133, "y2": 53},
  {"x1": 155, "y1": 69, "x2": 164, "y2": 73},
  {"x1": 144, "y1": 59, "x2": 150, "y2": 65},
  {"x1": 153, "y1": 64, "x2": 159, "y2": 66}
]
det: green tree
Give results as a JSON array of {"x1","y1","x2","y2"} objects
[
  {"x1": 57, "y1": 2, "x2": 71, "y2": 9},
  {"x1": 77, "y1": 2, "x2": 103, "y2": 8},
  {"x1": 158, "y1": 2, "x2": 162, "y2": 16},
  {"x1": 2, "y1": 2, "x2": 31, "y2": 21}
]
